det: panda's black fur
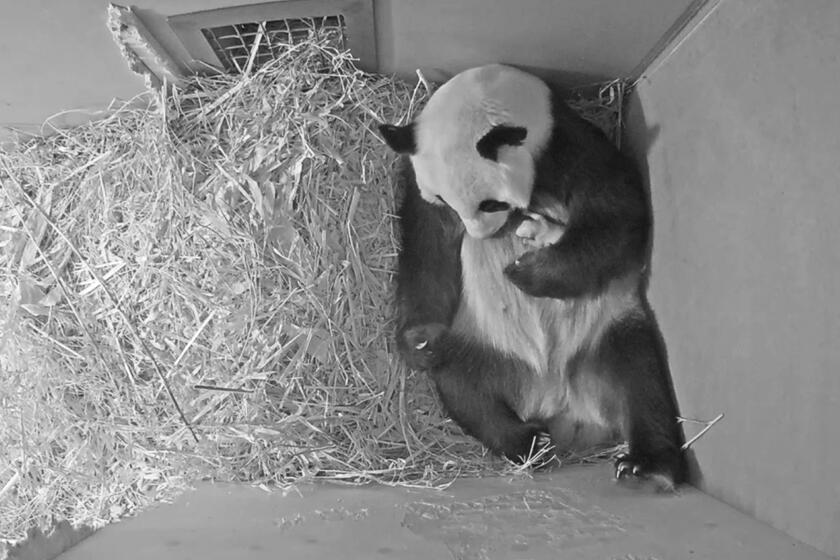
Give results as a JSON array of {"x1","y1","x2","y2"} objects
[
  {"x1": 503, "y1": 94, "x2": 650, "y2": 300},
  {"x1": 383, "y1": 69, "x2": 686, "y2": 490}
]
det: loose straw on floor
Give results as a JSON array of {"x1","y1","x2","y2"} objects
[{"x1": 0, "y1": 32, "x2": 627, "y2": 544}]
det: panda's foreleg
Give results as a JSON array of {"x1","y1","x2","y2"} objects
[
  {"x1": 394, "y1": 160, "x2": 464, "y2": 369},
  {"x1": 429, "y1": 338, "x2": 545, "y2": 463},
  {"x1": 586, "y1": 311, "x2": 686, "y2": 491},
  {"x1": 504, "y1": 219, "x2": 646, "y2": 300},
  {"x1": 504, "y1": 178, "x2": 648, "y2": 300}
]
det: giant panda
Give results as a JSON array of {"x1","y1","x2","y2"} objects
[{"x1": 379, "y1": 64, "x2": 685, "y2": 490}]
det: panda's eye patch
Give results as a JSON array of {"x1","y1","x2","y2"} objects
[{"x1": 478, "y1": 200, "x2": 510, "y2": 213}]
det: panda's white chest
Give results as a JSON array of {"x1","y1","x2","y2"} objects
[{"x1": 451, "y1": 235, "x2": 587, "y2": 376}]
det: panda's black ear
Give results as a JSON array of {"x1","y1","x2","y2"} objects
[
  {"x1": 379, "y1": 123, "x2": 417, "y2": 154},
  {"x1": 476, "y1": 125, "x2": 528, "y2": 161}
]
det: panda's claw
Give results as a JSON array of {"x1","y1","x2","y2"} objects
[
  {"x1": 615, "y1": 460, "x2": 633, "y2": 480},
  {"x1": 613, "y1": 452, "x2": 677, "y2": 493},
  {"x1": 400, "y1": 323, "x2": 448, "y2": 370}
]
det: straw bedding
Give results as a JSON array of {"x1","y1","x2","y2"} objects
[{"x1": 0, "y1": 34, "x2": 624, "y2": 543}]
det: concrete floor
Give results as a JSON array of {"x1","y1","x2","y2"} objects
[{"x1": 54, "y1": 464, "x2": 832, "y2": 560}]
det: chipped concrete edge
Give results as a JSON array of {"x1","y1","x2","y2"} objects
[
  {"x1": 107, "y1": 3, "x2": 185, "y2": 90},
  {"x1": 1, "y1": 521, "x2": 96, "y2": 560}
]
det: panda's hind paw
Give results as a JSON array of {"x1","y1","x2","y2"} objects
[{"x1": 614, "y1": 452, "x2": 678, "y2": 493}]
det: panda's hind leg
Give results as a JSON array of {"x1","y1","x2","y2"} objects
[
  {"x1": 582, "y1": 311, "x2": 686, "y2": 491},
  {"x1": 429, "y1": 338, "x2": 545, "y2": 464}
]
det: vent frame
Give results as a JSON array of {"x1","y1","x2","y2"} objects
[
  {"x1": 168, "y1": 0, "x2": 376, "y2": 73},
  {"x1": 202, "y1": 15, "x2": 346, "y2": 73}
]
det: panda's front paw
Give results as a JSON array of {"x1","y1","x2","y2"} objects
[
  {"x1": 504, "y1": 251, "x2": 554, "y2": 298},
  {"x1": 398, "y1": 323, "x2": 448, "y2": 370}
]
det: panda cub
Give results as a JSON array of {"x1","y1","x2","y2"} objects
[{"x1": 379, "y1": 64, "x2": 685, "y2": 490}]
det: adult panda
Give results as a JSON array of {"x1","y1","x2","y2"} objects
[{"x1": 379, "y1": 64, "x2": 685, "y2": 490}]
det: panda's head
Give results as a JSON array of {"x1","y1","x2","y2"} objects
[{"x1": 379, "y1": 64, "x2": 553, "y2": 239}]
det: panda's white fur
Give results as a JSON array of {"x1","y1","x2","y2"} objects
[
  {"x1": 411, "y1": 64, "x2": 553, "y2": 239},
  {"x1": 454, "y1": 232, "x2": 640, "y2": 426}
]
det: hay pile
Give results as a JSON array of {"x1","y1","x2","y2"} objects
[{"x1": 0, "y1": 34, "x2": 624, "y2": 543}]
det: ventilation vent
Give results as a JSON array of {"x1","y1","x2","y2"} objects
[
  {"x1": 201, "y1": 15, "x2": 346, "y2": 73},
  {"x1": 168, "y1": 1, "x2": 376, "y2": 74}
]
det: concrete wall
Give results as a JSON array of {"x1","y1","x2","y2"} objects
[
  {"x1": 0, "y1": 0, "x2": 143, "y2": 136},
  {"x1": 624, "y1": 0, "x2": 840, "y2": 557},
  {"x1": 375, "y1": 0, "x2": 694, "y2": 84},
  {"x1": 0, "y1": 0, "x2": 693, "y2": 139},
  {"x1": 0, "y1": 0, "x2": 260, "y2": 140}
]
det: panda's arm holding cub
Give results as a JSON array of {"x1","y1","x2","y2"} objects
[
  {"x1": 506, "y1": 134, "x2": 649, "y2": 300},
  {"x1": 393, "y1": 157, "x2": 464, "y2": 369}
]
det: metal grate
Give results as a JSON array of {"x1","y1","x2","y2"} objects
[{"x1": 202, "y1": 15, "x2": 346, "y2": 73}]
